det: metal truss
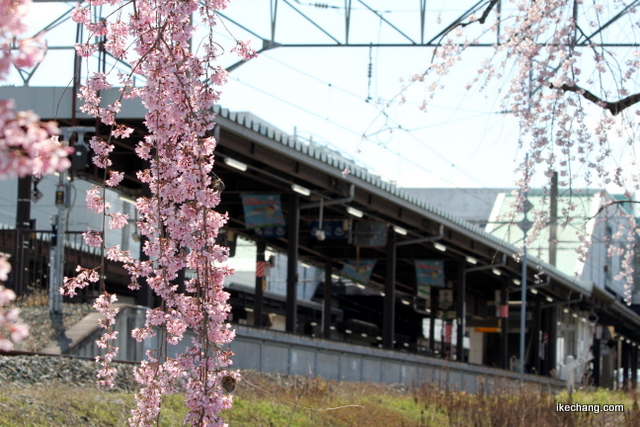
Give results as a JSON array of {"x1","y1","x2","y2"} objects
[
  {"x1": 22, "y1": 0, "x2": 640, "y2": 79},
  {"x1": 217, "y1": 0, "x2": 640, "y2": 49}
]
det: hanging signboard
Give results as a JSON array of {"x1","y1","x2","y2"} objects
[
  {"x1": 241, "y1": 194, "x2": 286, "y2": 229},
  {"x1": 439, "y1": 289, "x2": 453, "y2": 309},
  {"x1": 341, "y1": 259, "x2": 376, "y2": 285},
  {"x1": 415, "y1": 260, "x2": 445, "y2": 291},
  {"x1": 417, "y1": 285, "x2": 431, "y2": 300},
  {"x1": 310, "y1": 220, "x2": 348, "y2": 239},
  {"x1": 354, "y1": 221, "x2": 387, "y2": 247},
  {"x1": 254, "y1": 226, "x2": 286, "y2": 238}
]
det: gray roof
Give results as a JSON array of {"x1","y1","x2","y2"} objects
[{"x1": 403, "y1": 188, "x2": 513, "y2": 226}]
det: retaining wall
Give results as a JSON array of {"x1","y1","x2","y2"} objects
[{"x1": 62, "y1": 305, "x2": 564, "y2": 392}]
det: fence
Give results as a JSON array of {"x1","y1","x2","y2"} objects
[{"x1": 0, "y1": 228, "x2": 103, "y2": 299}]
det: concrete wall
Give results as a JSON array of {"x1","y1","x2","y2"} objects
[
  {"x1": 229, "y1": 324, "x2": 564, "y2": 392},
  {"x1": 67, "y1": 305, "x2": 564, "y2": 393}
]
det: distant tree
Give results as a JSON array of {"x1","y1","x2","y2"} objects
[{"x1": 401, "y1": 1, "x2": 640, "y2": 303}]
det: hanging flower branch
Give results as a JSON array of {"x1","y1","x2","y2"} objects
[
  {"x1": 398, "y1": 1, "x2": 640, "y2": 304},
  {"x1": 0, "y1": 0, "x2": 73, "y2": 350},
  {"x1": 60, "y1": 0, "x2": 256, "y2": 425}
]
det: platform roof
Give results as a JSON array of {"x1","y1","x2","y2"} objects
[{"x1": 4, "y1": 85, "x2": 640, "y2": 339}]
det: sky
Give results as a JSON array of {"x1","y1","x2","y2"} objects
[{"x1": 10, "y1": 1, "x2": 639, "y2": 192}]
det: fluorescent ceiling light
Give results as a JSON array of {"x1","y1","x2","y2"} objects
[
  {"x1": 291, "y1": 183, "x2": 310, "y2": 196},
  {"x1": 224, "y1": 157, "x2": 248, "y2": 171},
  {"x1": 433, "y1": 242, "x2": 447, "y2": 252},
  {"x1": 512, "y1": 278, "x2": 521, "y2": 286},
  {"x1": 118, "y1": 195, "x2": 136, "y2": 205},
  {"x1": 531, "y1": 288, "x2": 538, "y2": 294},
  {"x1": 346, "y1": 206, "x2": 363, "y2": 218},
  {"x1": 546, "y1": 296, "x2": 553, "y2": 302},
  {"x1": 563, "y1": 307, "x2": 570, "y2": 314},
  {"x1": 401, "y1": 299, "x2": 411, "y2": 305},
  {"x1": 465, "y1": 256, "x2": 477, "y2": 265},
  {"x1": 492, "y1": 268, "x2": 502, "y2": 276},
  {"x1": 393, "y1": 225, "x2": 407, "y2": 235}
]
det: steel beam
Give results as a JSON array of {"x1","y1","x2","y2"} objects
[
  {"x1": 15, "y1": 176, "x2": 32, "y2": 296},
  {"x1": 285, "y1": 193, "x2": 300, "y2": 333},
  {"x1": 456, "y1": 261, "x2": 465, "y2": 362},
  {"x1": 322, "y1": 257, "x2": 332, "y2": 339},
  {"x1": 254, "y1": 239, "x2": 266, "y2": 328},
  {"x1": 500, "y1": 280, "x2": 508, "y2": 370},
  {"x1": 383, "y1": 226, "x2": 396, "y2": 350}
]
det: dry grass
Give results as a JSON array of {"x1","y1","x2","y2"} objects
[
  {"x1": 0, "y1": 370, "x2": 639, "y2": 426},
  {"x1": 15, "y1": 287, "x2": 49, "y2": 307}
]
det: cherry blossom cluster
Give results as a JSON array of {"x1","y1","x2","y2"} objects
[
  {"x1": 0, "y1": 100, "x2": 72, "y2": 178},
  {"x1": 405, "y1": 1, "x2": 640, "y2": 302},
  {"x1": 0, "y1": 0, "x2": 71, "y2": 178},
  {"x1": 0, "y1": 283, "x2": 29, "y2": 351},
  {"x1": 0, "y1": 0, "x2": 75, "y2": 351},
  {"x1": 93, "y1": 292, "x2": 120, "y2": 389},
  {"x1": 63, "y1": 0, "x2": 256, "y2": 425},
  {"x1": 0, "y1": 0, "x2": 45, "y2": 78}
]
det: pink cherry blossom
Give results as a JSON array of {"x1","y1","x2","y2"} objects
[
  {"x1": 0, "y1": 0, "x2": 73, "y2": 352},
  {"x1": 67, "y1": 0, "x2": 259, "y2": 423},
  {"x1": 105, "y1": 170, "x2": 124, "y2": 187},
  {"x1": 82, "y1": 229, "x2": 103, "y2": 248},
  {"x1": 231, "y1": 40, "x2": 258, "y2": 61}
]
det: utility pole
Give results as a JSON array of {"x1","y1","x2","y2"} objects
[
  {"x1": 49, "y1": 127, "x2": 93, "y2": 329},
  {"x1": 518, "y1": 155, "x2": 533, "y2": 383}
]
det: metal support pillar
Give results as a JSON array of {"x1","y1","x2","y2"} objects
[
  {"x1": 383, "y1": 227, "x2": 396, "y2": 350},
  {"x1": 632, "y1": 345, "x2": 638, "y2": 391},
  {"x1": 322, "y1": 257, "x2": 332, "y2": 339},
  {"x1": 533, "y1": 298, "x2": 542, "y2": 374},
  {"x1": 519, "y1": 248, "x2": 528, "y2": 382},
  {"x1": 549, "y1": 172, "x2": 558, "y2": 266},
  {"x1": 500, "y1": 281, "x2": 509, "y2": 370},
  {"x1": 592, "y1": 337, "x2": 601, "y2": 387},
  {"x1": 15, "y1": 176, "x2": 32, "y2": 296},
  {"x1": 456, "y1": 261, "x2": 465, "y2": 362},
  {"x1": 285, "y1": 193, "x2": 299, "y2": 333},
  {"x1": 50, "y1": 170, "x2": 68, "y2": 317},
  {"x1": 548, "y1": 307, "x2": 557, "y2": 376},
  {"x1": 254, "y1": 239, "x2": 266, "y2": 327},
  {"x1": 622, "y1": 342, "x2": 630, "y2": 391},
  {"x1": 429, "y1": 292, "x2": 437, "y2": 354}
]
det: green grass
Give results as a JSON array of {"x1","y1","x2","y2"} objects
[{"x1": 0, "y1": 373, "x2": 639, "y2": 426}]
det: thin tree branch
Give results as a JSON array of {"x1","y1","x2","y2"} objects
[
  {"x1": 551, "y1": 83, "x2": 640, "y2": 115},
  {"x1": 588, "y1": 199, "x2": 640, "y2": 220}
]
